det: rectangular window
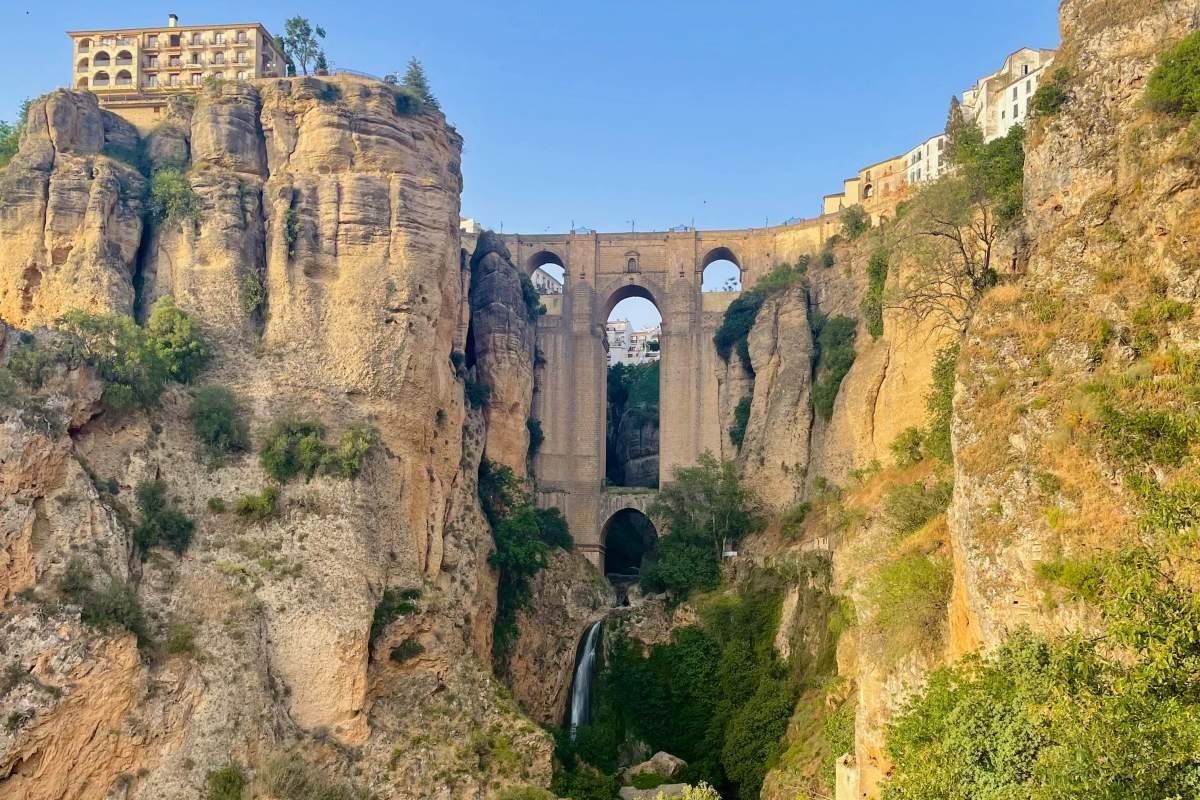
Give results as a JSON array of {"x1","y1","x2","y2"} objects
[
  {"x1": 236, "y1": 71, "x2": 247, "y2": 81},
  {"x1": 1014, "y1": 103, "x2": 1020, "y2": 118},
  {"x1": 192, "y1": 32, "x2": 202, "y2": 45},
  {"x1": 147, "y1": 55, "x2": 158, "y2": 67},
  {"x1": 1013, "y1": 86, "x2": 1018, "y2": 100},
  {"x1": 938, "y1": 138, "x2": 944, "y2": 150},
  {"x1": 191, "y1": 53, "x2": 201, "y2": 64},
  {"x1": 1026, "y1": 79, "x2": 1032, "y2": 94},
  {"x1": 214, "y1": 32, "x2": 225, "y2": 44},
  {"x1": 191, "y1": 73, "x2": 202, "y2": 86},
  {"x1": 147, "y1": 74, "x2": 158, "y2": 87},
  {"x1": 237, "y1": 30, "x2": 248, "y2": 43},
  {"x1": 147, "y1": 35, "x2": 158, "y2": 47},
  {"x1": 168, "y1": 74, "x2": 179, "y2": 87}
]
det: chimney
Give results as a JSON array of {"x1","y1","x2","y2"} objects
[{"x1": 167, "y1": 13, "x2": 178, "y2": 27}]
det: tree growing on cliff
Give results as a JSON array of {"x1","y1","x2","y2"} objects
[
  {"x1": 402, "y1": 58, "x2": 439, "y2": 109},
  {"x1": 0, "y1": 99, "x2": 30, "y2": 169},
  {"x1": 279, "y1": 16, "x2": 327, "y2": 76}
]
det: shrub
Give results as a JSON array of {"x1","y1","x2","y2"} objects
[
  {"x1": 233, "y1": 485, "x2": 280, "y2": 522},
  {"x1": 520, "y1": 272, "x2": 546, "y2": 321},
  {"x1": 527, "y1": 417, "x2": 544, "y2": 457},
  {"x1": 840, "y1": 205, "x2": 870, "y2": 239},
  {"x1": 146, "y1": 296, "x2": 209, "y2": 383},
  {"x1": 254, "y1": 754, "x2": 371, "y2": 800},
  {"x1": 882, "y1": 479, "x2": 953, "y2": 536},
  {"x1": 713, "y1": 262, "x2": 805, "y2": 364},
  {"x1": 165, "y1": 623, "x2": 198, "y2": 656},
  {"x1": 820, "y1": 247, "x2": 835, "y2": 268},
  {"x1": 206, "y1": 762, "x2": 246, "y2": 800},
  {"x1": 498, "y1": 789, "x2": 556, "y2": 800},
  {"x1": 862, "y1": 248, "x2": 889, "y2": 339},
  {"x1": 240, "y1": 275, "x2": 266, "y2": 315},
  {"x1": 780, "y1": 502, "x2": 811, "y2": 539},
  {"x1": 369, "y1": 587, "x2": 421, "y2": 651},
  {"x1": 729, "y1": 395, "x2": 752, "y2": 449},
  {"x1": 924, "y1": 345, "x2": 958, "y2": 463},
  {"x1": 191, "y1": 385, "x2": 249, "y2": 457},
  {"x1": 1030, "y1": 67, "x2": 1071, "y2": 117},
  {"x1": 389, "y1": 637, "x2": 425, "y2": 663},
  {"x1": 0, "y1": 99, "x2": 30, "y2": 169},
  {"x1": 866, "y1": 551, "x2": 951, "y2": 656},
  {"x1": 324, "y1": 424, "x2": 378, "y2": 479},
  {"x1": 260, "y1": 417, "x2": 326, "y2": 482},
  {"x1": 150, "y1": 167, "x2": 200, "y2": 225},
  {"x1": 811, "y1": 315, "x2": 858, "y2": 420},
  {"x1": 1098, "y1": 405, "x2": 1194, "y2": 468},
  {"x1": 59, "y1": 558, "x2": 151, "y2": 648},
  {"x1": 1144, "y1": 30, "x2": 1200, "y2": 117},
  {"x1": 283, "y1": 207, "x2": 301, "y2": 255},
  {"x1": 890, "y1": 427, "x2": 926, "y2": 468},
  {"x1": 134, "y1": 480, "x2": 195, "y2": 556}
]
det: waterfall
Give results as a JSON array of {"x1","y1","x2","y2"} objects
[{"x1": 567, "y1": 620, "x2": 603, "y2": 739}]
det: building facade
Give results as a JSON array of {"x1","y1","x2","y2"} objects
[
  {"x1": 961, "y1": 47, "x2": 1056, "y2": 142},
  {"x1": 531, "y1": 266, "x2": 564, "y2": 295},
  {"x1": 606, "y1": 320, "x2": 660, "y2": 367},
  {"x1": 67, "y1": 15, "x2": 285, "y2": 130},
  {"x1": 904, "y1": 133, "x2": 948, "y2": 186}
]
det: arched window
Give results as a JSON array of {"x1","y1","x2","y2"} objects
[
  {"x1": 626, "y1": 255, "x2": 639, "y2": 273},
  {"x1": 93, "y1": 51, "x2": 111, "y2": 67},
  {"x1": 77, "y1": 57, "x2": 89, "y2": 72},
  {"x1": 93, "y1": 71, "x2": 111, "y2": 87},
  {"x1": 863, "y1": 183, "x2": 875, "y2": 199},
  {"x1": 76, "y1": 76, "x2": 89, "y2": 89},
  {"x1": 77, "y1": 38, "x2": 91, "y2": 52},
  {"x1": 700, "y1": 247, "x2": 742, "y2": 293},
  {"x1": 115, "y1": 50, "x2": 133, "y2": 66},
  {"x1": 115, "y1": 70, "x2": 133, "y2": 87}
]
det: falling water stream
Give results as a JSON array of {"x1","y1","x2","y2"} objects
[{"x1": 567, "y1": 620, "x2": 603, "y2": 740}]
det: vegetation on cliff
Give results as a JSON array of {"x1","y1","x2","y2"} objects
[
  {"x1": 479, "y1": 459, "x2": 573, "y2": 672},
  {"x1": 1144, "y1": 29, "x2": 1200, "y2": 117},
  {"x1": 639, "y1": 453, "x2": 762, "y2": 597},
  {"x1": 713, "y1": 260, "x2": 807, "y2": 366}
]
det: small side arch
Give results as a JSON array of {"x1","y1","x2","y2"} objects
[{"x1": 601, "y1": 507, "x2": 659, "y2": 579}]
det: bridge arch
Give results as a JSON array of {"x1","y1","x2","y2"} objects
[
  {"x1": 525, "y1": 248, "x2": 566, "y2": 276},
  {"x1": 700, "y1": 245, "x2": 741, "y2": 271},
  {"x1": 600, "y1": 503, "x2": 659, "y2": 579}
]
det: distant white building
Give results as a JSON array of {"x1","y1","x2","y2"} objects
[
  {"x1": 531, "y1": 266, "x2": 563, "y2": 295},
  {"x1": 904, "y1": 133, "x2": 948, "y2": 186},
  {"x1": 606, "y1": 320, "x2": 660, "y2": 367},
  {"x1": 961, "y1": 47, "x2": 1056, "y2": 142},
  {"x1": 459, "y1": 217, "x2": 482, "y2": 234}
]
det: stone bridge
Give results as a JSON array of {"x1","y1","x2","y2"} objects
[{"x1": 502, "y1": 215, "x2": 840, "y2": 567}]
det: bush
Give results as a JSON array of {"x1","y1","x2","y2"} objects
[
  {"x1": 165, "y1": 623, "x2": 198, "y2": 656},
  {"x1": 924, "y1": 345, "x2": 958, "y2": 463},
  {"x1": 254, "y1": 754, "x2": 371, "y2": 800},
  {"x1": 520, "y1": 272, "x2": 546, "y2": 321},
  {"x1": 389, "y1": 637, "x2": 425, "y2": 663},
  {"x1": 890, "y1": 427, "x2": 926, "y2": 468},
  {"x1": 882, "y1": 479, "x2": 953, "y2": 537},
  {"x1": 233, "y1": 485, "x2": 280, "y2": 522},
  {"x1": 150, "y1": 167, "x2": 200, "y2": 225},
  {"x1": 779, "y1": 502, "x2": 811, "y2": 539},
  {"x1": 811, "y1": 315, "x2": 858, "y2": 420},
  {"x1": 323, "y1": 424, "x2": 378, "y2": 479},
  {"x1": 59, "y1": 558, "x2": 151, "y2": 648},
  {"x1": 1030, "y1": 67, "x2": 1070, "y2": 117},
  {"x1": 0, "y1": 99, "x2": 30, "y2": 169},
  {"x1": 284, "y1": 207, "x2": 301, "y2": 255},
  {"x1": 729, "y1": 395, "x2": 752, "y2": 449},
  {"x1": 862, "y1": 248, "x2": 889, "y2": 339},
  {"x1": 146, "y1": 297, "x2": 209, "y2": 383},
  {"x1": 866, "y1": 551, "x2": 951, "y2": 656},
  {"x1": 206, "y1": 763, "x2": 245, "y2": 800},
  {"x1": 1098, "y1": 405, "x2": 1194, "y2": 468},
  {"x1": 1144, "y1": 30, "x2": 1200, "y2": 117},
  {"x1": 191, "y1": 386, "x2": 249, "y2": 457},
  {"x1": 240, "y1": 275, "x2": 266, "y2": 315},
  {"x1": 260, "y1": 418, "x2": 325, "y2": 482},
  {"x1": 840, "y1": 205, "x2": 870, "y2": 239},
  {"x1": 134, "y1": 480, "x2": 195, "y2": 556}
]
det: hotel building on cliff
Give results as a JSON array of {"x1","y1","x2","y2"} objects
[{"x1": 67, "y1": 14, "x2": 285, "y2": 131}]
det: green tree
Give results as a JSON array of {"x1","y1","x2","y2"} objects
[
  {"x1": 840, "y1": 205, "x2": 870, "y2": 239},
  {"x1": 279, "y1": 16, "x2": 327, "y2": 76},
  {"x1": 1144, "y1": 30, "x2": 1200, "y2": 116},
  {"x1": 0, "y1": 99, "x2": 31, "y2": 169},
  {"x1": 640, "y1": 452, "x2": 762, "y2": 596},
  {"x1": 402, "y1": 58, "x2": 439, "y2": 109}
]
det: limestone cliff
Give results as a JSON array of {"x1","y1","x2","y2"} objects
[{"x1": 0, "y1": 77, "x2": 551, "y2": 800}]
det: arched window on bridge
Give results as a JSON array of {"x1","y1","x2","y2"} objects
[
  {"x1": 605, "y1": 289, "x2": 662, "y2": 489},
  {"x1": 701, "y1": 247, "x2": 742, "y2": 292},
  {"x1": 602, "y1": 509, "x2": 658, "y2": 582},
  {"x1": 528, "y1": 251, "x2": 566, "y2": 296}
]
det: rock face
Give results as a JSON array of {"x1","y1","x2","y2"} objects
[
  {"x1": 0, "y1": 77, "x2": 551, "y2": 800},
  {"x1": 508, "y1": 548, "x2": 613, "y2": 725},
  {"x1": 469, "y1": 231, "x2": 536, "y2": 474},
  {"x1": 611, "y1": 407, "x2": 659, "y2": 488},
  {"x1": 624, "y1": 751, "x2": 687, "y2": 781},
  {"x1": 0, "y1": 91, "x2": 145, "y2": 328}
]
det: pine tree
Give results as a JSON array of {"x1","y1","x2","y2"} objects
[{"x1": 402, "y1": 58, "x2": 439, "y2": 109}]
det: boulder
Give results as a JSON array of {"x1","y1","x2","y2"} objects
[
  {"x1": 625, "y1": 751, "x2": 687, "y2": 782},
  {"x1": 619, "y1": 785, "x2": 688, "y2": 800}
]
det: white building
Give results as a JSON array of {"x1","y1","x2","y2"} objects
[
  {"x1": 606, "y1": 320, "x2": 660, "y2": 367},
  {"x1": 904, "y1": 133, "x2": 948, "y2": 186},
  {"x1": 531, "y1": 266, "x2": 563, "y2": 295},
  {"x1": 459, "y1": 217, "x2": 482, "y2": 234},
  {"x1": 961, "y1": 47, "x2": 1056, "y2": 142}
]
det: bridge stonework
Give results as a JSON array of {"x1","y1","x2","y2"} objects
[{"x1": 503, "y1": 217, "x2": 837, "y2": 566}]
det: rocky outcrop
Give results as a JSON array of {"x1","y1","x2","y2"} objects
[
  {"x1": 508, "y1": 548, "x2": 613, "y2": 725},
  {"x1": 469, "y1": 231, "x2": 536, "y2": 474},
  {"x1": 0, "y1": 91, "x2": 145, "y2": 328},
  {"x1": 611, "y1": 408, "x2": 659, "y2": 488}
]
